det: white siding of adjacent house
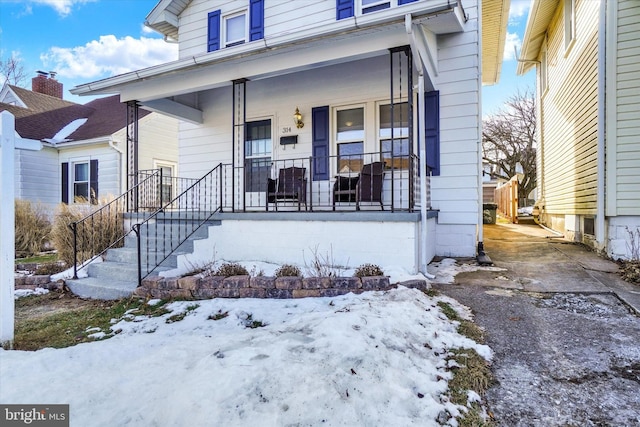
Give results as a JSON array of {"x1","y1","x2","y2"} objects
[
  {"x1": 614, "y1": 0, "x2": 640, "y2": 216},
  {"x1": 14, "y1": 146, "x2": 59, "y2": 212},
  {"x1": 58, "y1": 144, "x2": 120, "y2": 203},
  {"x1": 112, "y1": 112, "x2": 179, "y2": 193},
  {"x1": 538, "y1": 0, "x2": 599, "y2": 220}
]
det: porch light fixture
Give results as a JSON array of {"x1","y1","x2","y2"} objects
[{"x1": 294, "y1": 107, "x2": 304, "y2": 129}]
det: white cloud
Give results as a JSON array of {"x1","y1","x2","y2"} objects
[
  {"x1": 31, "y1": 0, "x2": 94, "y2": 17},
  {"x1": 40, "y1": 35, "x2": 179, "y2": 79},
  {"x1": 503, "y1": 32, "x2": 522, "y2": 61},
  {"x1": 509, "y1": 0, "x2": 531, "y2": 20}
]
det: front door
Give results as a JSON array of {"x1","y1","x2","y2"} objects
[{"x1": 244, "y1": 119, "x2": 272, "y2": 208}]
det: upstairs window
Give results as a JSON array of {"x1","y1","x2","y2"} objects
[
  {"x1": 208, "y1": 0, "x2": 264, "y2": 52},
  {"x1": 224, "y1": 11, "x2": 247, "y2": 47},
  {"x1": 564, "y1": 0, "x2": 575, "y2": 52},
  {"x1": 337, "y1": 0, "x2": 418, "y2": 19}
]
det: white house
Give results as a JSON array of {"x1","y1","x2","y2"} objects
[
  {"x1": 0, "y1": 74, "x2": 178, "y2": 211},
  {"x1": 69, "y1": 0, "x2": 510, "y2": 276},
  {"x1": 517, "y1": 0, "x2": 640, "y2": 260}
]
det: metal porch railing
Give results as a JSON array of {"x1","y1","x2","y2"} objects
[
  {"x1": 133, "y1": 163, "x2": 224, "y2": 285},
  {"x1": 69, "y1": 169, "x2": 163, "y2": 279},
  {"x1": 222, "y1": 152, "x2": 422, "y2": 212}
]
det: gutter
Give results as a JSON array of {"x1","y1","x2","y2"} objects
[
  {"x1": 72, "y1": 1, "x2": 455, "y2": 97},
  {"x1": 595, "y1": 0, "x2": 607, "y2": 250}
]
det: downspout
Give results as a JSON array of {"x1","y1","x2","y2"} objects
[
  {"x1": 109, "y1": 137, "x2": 125, "y2": 194},
  {"x1": 595, "y1": 0, "x2": 607, "y2": 250},
  {"x1": 475, "y1": 1, "x2": 490, "y2": 264},
  {"x1": 405, "y1": 14, "x2": 429, "y2": 273}
]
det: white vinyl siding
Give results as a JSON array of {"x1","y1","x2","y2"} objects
[
  {"x1": 615, "y1": 0, "x2": 640, "y2": 215},
  {"x1": 538, "y1": 0, "x2": 599, "y2": 216},
  {"x1": 14, "y1": 146, "x2": 59, "y2": 211},
  {"x1": 59, "y1": 145, "x2": 120, "y2": 203}
]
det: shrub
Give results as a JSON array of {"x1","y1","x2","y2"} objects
[
  {"x1": 15, "y1": 200, "x2": 52, "y2": 258},
  {"x1": 50, "y1": 200, "x2": 124, "y2": 266},
  {"x1": 214, "y1": 262, "x2": 249, "y2": 277},
  {"x1": 354, "y1": 263, "x2": 384, "y2": 278},
  {"x1": 275, "y1": 264, "x2": 302, "y2": 277}
]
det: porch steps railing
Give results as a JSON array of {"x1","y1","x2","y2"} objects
[
  {"x1": 65, "y1": 217, "x2": 219, "y2": 299},
  {"x1": 66, "y1": 164, "x2": 224, "y2": 299}
]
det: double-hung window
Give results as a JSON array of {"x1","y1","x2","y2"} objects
[
  {"x1": 336, "y1": 107, "x2": 365, "y2": 173},
  {"x1": 245, "y1": 120, "x2": 272, "y2": 192},
  {"x1": 74, "y1": 162, "x2": 90, "y2": 201},
  {"x1": 224, "y1": 11, "x2": 247, "y2": 47},
  {"x1": 379, "y1": 102, "x2": 409, "y2": 169}
]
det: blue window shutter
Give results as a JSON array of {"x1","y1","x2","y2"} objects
[
  {"x1": 425, "y1": 90, "x2": 440, "y2": 176},
  {"x1": 90, "y1": 159, "x2": 99, "y2": 204},
  {"x1": 249, "y1": 0, "x2": 264, "y2": 41},
  {"x1": 208, "y1": 10, "x2": 221, "y2": 52},
  {"x1": 312, "y1": 106, "x2": 330, "y2": 181},
  {"x1": 398, "y1": 0, "x2": 418, "y2": 5},
  {"x1": 61, "y1": 162, "x2": 69, "y2": 204},
  {"x1": 336, "y1": 0, "x2": 354, "y2": 20}
]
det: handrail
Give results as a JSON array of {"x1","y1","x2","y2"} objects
[
  {"x1": 133, "y1": 163, "x2": 224, "y2": 285},
  {"x1": 69, "y1": 169, "x2": 162, "y2": 279}
]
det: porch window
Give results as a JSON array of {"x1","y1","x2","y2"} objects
[
  {"x1": 245, "y1": 120, "x2": 272, "y2": 192},
  {"x1": 379, "y1": 102, "x2": 409, "y2": 169},
  {"x1": 336, "y1": 107, "x2": 364, "y2": 173},
  {"x1": 224, "y1": 11, "x2": 247, "y2": 47},
  {"x1": 159, "y1": 165, "x2": 174, "y2": 204}
]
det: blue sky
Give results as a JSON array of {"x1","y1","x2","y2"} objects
[{"x1": 0, "y1": 0, "x2": 534, "y2": 113}]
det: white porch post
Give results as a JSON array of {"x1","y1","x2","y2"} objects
[{"x1": 0, "y1": 111, "x2": 42, "y2": 347}]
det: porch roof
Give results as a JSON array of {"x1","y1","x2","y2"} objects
[
  {"x1": 70, "y1": 2, "x2": 468, "y2": 123},
  {"x1": 516, "y1": 0, "x2": 559, "y2": 75}
]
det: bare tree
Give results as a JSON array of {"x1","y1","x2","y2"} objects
[
  {"x1": 482, "y1": 89, "x2": 536, "y2": 204},
  {"x1": 0, "y1": 54, "x2": 28, "y2": 87}
]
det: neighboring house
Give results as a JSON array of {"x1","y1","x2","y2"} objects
[
  {"x1": 517, "y1": 0, "x2": 640, "y2": 260},
  {"x1": 69, "y1": 0, "x2": 510, "y2": 275},
  {"x1": 0, "y1": 73, "x2": 178, "y2": 211}
]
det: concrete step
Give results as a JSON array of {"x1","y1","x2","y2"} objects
[
  {"x1": 105, "y1": 247, "x2": 184, "y2": 268},
  {"x1": 65, "y1": 277, "x2": 140, "y2": 300},
  {"x1": 123, "y1": 235, "x2": 198, "y2": 253}
]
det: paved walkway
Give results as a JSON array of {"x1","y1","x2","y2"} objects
[
  {"x1": 432, "y1": 221, "x2": 640, "y2": 426},
  {"x1": 469, "y1": 222, "x2": 640, "y2": 314}
]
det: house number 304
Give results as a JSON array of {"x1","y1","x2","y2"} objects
[{"x1": 281, "y1": 126, "x2": 292, "y2": 134}]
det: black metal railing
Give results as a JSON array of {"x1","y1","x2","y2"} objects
[
  {"x1": 69, "y1": 169, "x2": 163, "y2": 279},
  {"x1": 132, "y1": 163, "x2": 224, "y2": 285},
  {"x1": 223, "y1": 151, "x2": 421, "y2": 212}
]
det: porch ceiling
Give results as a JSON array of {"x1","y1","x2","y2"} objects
[{"x1": 71, "y1": 2, "x2": 465, "y2": 123}]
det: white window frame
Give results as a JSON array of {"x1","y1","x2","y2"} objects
[
  {"x1": 377, "y1": 101, "x2": 410, "y2": 169},
  {"x1": 334, "y1": 105, "x2": 367, "y2": 174},
  {"x1": 153, "y1": 161, "x2": 177, "y2": 205},
  {"x1": 564, "y1": 0, "x2": 576, "y2": 55},
  {"x1": 359, "y1": 0, "x2": 413, "y2": 15},
  {"x1": 539, "y1": 41, "x2": 548, "y2": 97},
  {"x1": 223, "y1": 9, "x2": 248, "y2": 48},
  {"x1": 72, "y1": 160, "x2": 90, "y2": 203}
]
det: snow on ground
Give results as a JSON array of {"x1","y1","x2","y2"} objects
[
  {"x1": 3, "y1": 259, "x2": 499, "y2": 426},
  {"x1": 13, "y1": 287, "x2": 49, "y2": 299}
]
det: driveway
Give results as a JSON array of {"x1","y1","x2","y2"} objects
[{"x1": 432, "y1": 222, "x2": 640, "y2": 426}]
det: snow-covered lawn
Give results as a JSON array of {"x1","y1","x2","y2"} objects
[{"x1": 2, "y1": 260, "x2": 497, "y2": 426}]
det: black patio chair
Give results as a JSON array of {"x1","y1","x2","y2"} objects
[
  {"x1": 332, "y1": 161, "x2": 385, "y2": 210},
  {"x1": 266, "y1": 166, "x2": 307, "y2": 211}
]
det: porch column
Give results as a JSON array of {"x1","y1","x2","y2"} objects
[{"x1": 126, "y1": 100, "x2": 140, "y2": 210}]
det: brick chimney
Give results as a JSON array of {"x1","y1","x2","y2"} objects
[{"x1": 32, "y1": 71, "x2": 63, "y2": 99}]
